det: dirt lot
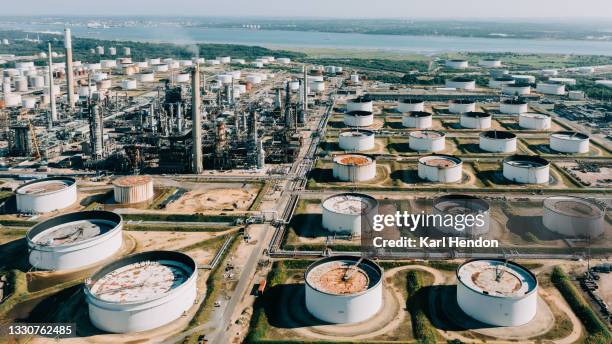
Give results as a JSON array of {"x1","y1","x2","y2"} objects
[{"x1": 166, "y1": 183, "x2": 260, "y2": 212}]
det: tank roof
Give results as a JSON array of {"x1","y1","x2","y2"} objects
[
  {"x1": 322, "y1": 193, "x2": 378, "y2": 215},
  {"x1": 502, "y1": 99, "x2": 527, "y2": 105},
  {"x1": 503, "y1": 155, "x2": 549, "y2": 168},
  {"x1": 85, "y1": 251, "x2": 196, "y2": 304},
  {"x1": 464, "y1": 111, "x2": 491, "y2": 118},
  {"x1": 433, "y1": 194, "x2": 490, "y2": 213},
  {"x1": 339, "y1": 129, "x2": 375, "y2": 137},
  {"x1": 551, "y1": 131, "x2": 589, "y2": 140},
  {"x1": 402, "y1": 98, "x2": 424, "y2": 104},
  {"x1": 451, "y1": 99, "x2": 475, "y2": 104},
  {"x1": 450, "y1": 77, "x2": 475, "y2": 82},
  {"x1": 333, "y1": 154, "x2": 375, "y2": 166},
  {"x1": 520, "y1": 113, "x2": 549, "y2": 119},
  {"x1": 480, "y1": 130, "x2": 516, "y2": 139},
  {"x1": 305, "y1": 255, "x2": 382, "y2": 296},
  {"x1": 345, "y1": 110, "x2": 373, "y2": 117},
  {"x1": 410, "y1": 130, "x2": 445, "y2": 139},
  {"x1": 16, "y1": 177, "x2": 75, "y2": 195},
  {"x1": 113, "y1": 175, "x2": 153, "y2": 187},
  {"x1": 407, "y1": 111, "x2": 432, "y2": 117},
  {"x1": 457, "y1": 259, "x2": 537, "y2": 298},
  {"x1": 419, "y1": 154, "x2": 462, "y2": 167},
  {"x1": 348, "y1": 97, "x2": 372, "y2": 103},
  {"x1": 543, "y1": 196, "x2": 604, "y2": 219}
]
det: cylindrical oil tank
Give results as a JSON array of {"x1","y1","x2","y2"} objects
[
  {"x1": 446, "y1": 59, "x2": 469, "y2": 69},
  {"x1": 148, "y1": 58, "x2": 161, "y2": 65},
  {"x1": 311, "y1": 80, "x2": 325, "y2": 93},
  {"x1": 503, "y1": 84, "x2": 532, "y2": 96},
  {"x1": 338, "y1": 129, "x2": 375, "y2": 151},
  {"x1": 449, "y1": 99, "x2": 476, "y2": 114},
  {"x1": 549, "y1": 131, "x2": 589, "y2": 153},
  {"x1": 500, "y1": 99, "x2": 528, "y2": 114},
  {"x1": 84, "y1": 250, "x2": 197, "y2": 333},
  {"x1": 402, "y1": 111, "x2": 432, "y2": 129},
  {"x1": 418, "y1": 154, "x2": 463, "y2": 183},
  {"x1": 519, "y1": 113, "x2": 551, "y2": 130},
  {"x1": 445, "y1": 77, "x2": 476, "y2": 90},
  {"x1": 456, "y1": 259, "x2": 538, "y2": 327},
  {"x1": 479, "y1": 131, "x2": 517, "y2": 153},
  {"x1": 16, "y1": 177, "x2": 78, "y2": 214},
  {"x1": 175, "y1": 73, "x2": 190, "y2": 83},
  {"x1": 27, "y1": 211, "x2": 123, "y2": 271},
  {"x1": 478, "y1": 59, "x2": 502, "y2": 68},
  {"x1": 346, "y1": 97, "x2": 373, "y2": 112},
  {"x1": 21, "y1": 97, "x2": 37, "y2": 109},
  {"x1": 4, "y1": 94, "x2": 23, "y2": 107},
  {"x1": 231, "y1": 58, "x2": 246, "y2": 65},
  {"x1": 321, "y1": 193, "x2": 378, "y2": 235},
  {"x1": 277, "y1": 57, "x2": 291, "y2": 64},
  {"x1": 460, "y1": 112, "x2": 491, "y2": 129},
  {"x1": 305, "y1": 256, "x2": 383, "y2": 324},
  {"x1": 28, "y1": 75, "x2": 45, "y2": 88},
  {"x1": 100, "y1": 60, "x2": 117, "y2": 69},
  {"x1": 537, "y1": 82, "x2": 565, "y2": 95},
  {"x1": 542, "y1": 196, "x2": 604, "y2": 237},
  {"x1": 409, "y1": 130, "x2": 446, "y2": 152},
  {"x1": 398, "y1": 98, "x2": 425, "y2": 113},
  {"x1": 135, "y1": 61, "x2": 149, "y2": 68},
  {"x1": 93, "y1": 73, "x2": 108, "y2": 82},
  {"x1": 121, "y1": 79, "x2": 137, "y2": 90},
  {"x1": 217, "y1": 74, "x2": 233, "y2": 84},
  {"x1": 432, "y1": 194, "x2": 490, "y2": 235},
  {"x1": 289, "y1": 80, "x2": 300, "y2": 91},
  {"x1": 332, "y1": 154, "x2": 376, "y2": 182},
  {"x1": 152, "y1": 64, "x2": 169, "y2": 72},
  {"x1": 350, "y1": 74, "x2": 360, "y2": 83},
  {"x1": 113, "y1": 175, "x2": 154, "y2": 204},
  {"x1": 489, "y1": 76, "x2": 515, "y2": 88},
  {"x1": 511, "y1": 75, "x2": 536, "y2": 84},
  {"x1": 245, "y1": 74, "x2": 262, "y2": 84},
  {"x1": 137, "y1": 73, "x2": 155, "y2": 82},
  {"x1": 14, "y1": 76, "x2": 28, "y2": 92},
  {"x1": 541, "y1": 69, "x2": 558, "y2": 77},
  {"x1": 97, "y1": 79, "x2": 112, "y2": 90},
  {"x1": 344, "y1": 110, "x2": 374, "y2": 127},
  {"x1": 78, "y1": 85, "x2": 97, "y2": 97},
  {"x1": 503, "y1": 155, "x2": 550, "y2": 184}
]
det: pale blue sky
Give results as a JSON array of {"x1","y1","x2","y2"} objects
[{"x1": 3, "y1": 0, "x2": 612, "y2": 18}]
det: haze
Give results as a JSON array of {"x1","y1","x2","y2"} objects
[{"x1": 3, "y1": 0, "x2": 612, "y2": 18}]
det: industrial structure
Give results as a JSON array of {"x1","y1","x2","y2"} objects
[
  {"x1": 432, "y1": 194, "x2": 490, "y2": 235},
  {"x1": 84, "y1": 250, "x2": 197, "y2": 333},
  {"x1": 304, "y1": 255, "x2": 383, "y2": 324},
  {"x1": 519, "y1": 113, "x2": 551, "y2": 130},
  {"x1": 456, "y1": 259, "x2": 538, "y2": 327},
  {"x1": 398, "y1": 98, "x2": 425, "y2": 113},
  {"x1": 409, "y1": 130, "x2": 446, "y2": 152},
  {"x1": 15, "y1": 177, "x2": 77, "y2": 214},
  {"x1": 332, "y1": 154, "x2": 376, "y2": 182},
  {"x1": 479, "y1": 131, "x2": 517, "y2": 153},
  {"x1": 27, "y1": 211, "x2": 123, "y2": 270},
  {"x1": 502, "y1": 155, "x2": 550, "y2": 184},
  {"x1": 542, "y1": 196, "x2": 604, "y2": 237},
  {"x1": 113, "y1": 175, "x2": 155, "y2": 204},
  {"x1": 402, "y1": 111, "x2": 432, "y2": 129},
  {"x1": 460, "y1": 111, "x2": 491, "y2": 129},
  {"x1": 418, "y1": 154, "x2": 463, "y2": 183},
  {"x1": 338, "y1": 129, "x2": 375, "y2": 152},
  {"x1": 321, "y1": 193, "x2": 378, "y2": 236},
  {"x1": 344, "y1": 110, "x2": 373, "y2": 127},
  {"x1": 549, "y1": 131, "x2": 590, "y2": 153},
  {"x1": 448, "y1": 99, "x2": 476, "y2": 114},
  {"x1": 500, "y1": 99, "x2": 528, "y2": 114}
]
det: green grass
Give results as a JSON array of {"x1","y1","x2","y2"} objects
[{"x1": 406, "y1": 270, "x2": 438, "y2": 344}]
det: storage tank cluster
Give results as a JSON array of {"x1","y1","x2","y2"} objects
[
  {"x1": 503, "y1": 155, "x2": 550, "y2": 184},
  {"x1": 338, "y1": 129, "x2": 375, "y2": 151},
  {"x1": 305, "y1": 255, "x2": 383, "y2": 324},
  {"x1": 344, "y1": 111, "x2": 374, "y2": 127},
  {"x1": 542, "y1": 196, "x2": 604, "y2": 238},
  {"x1": 321, "y1": 193, "x2": 378, "y2": 236},
  {"x1": 432, "y1": 194, "x2": 490, "y2": 235},
  {"x1": 460, "y1": 112, "x2": 491, "y2": 129},
  {"x1": 113, "y1": 175, "x2": 155, "y2": 204},
  {"x1": 409, "y1": 130, "x2": 446, "y2": 152},
  {"x1": 479, "y1": 131, "x2": 517, "y2": 153},
  {"x1": 448, "y1": 99, "x2": 476, "y2": 114},
  {"x1": 402, "y1": 111, "x2": 433, "y2": 129},
  {"x1": 332, "y1": 154, "x2": 376, "y2": 182},
  {"x1": 536, "y1": 82, "x2": 565, "y2": 95},
  {"x1": 456, "y1": 259, "x2": 538, "y2": 327},
  {"x1": 418, "y1": 154, "x2": 463, "y2": 183},
  {"x1": 519, "y1": 113, "x2": 551, "y2": 130},
  {"x1": 445, "y1": 59, "x2": 469, "y2": 69},
  {"x1": 398, "y1": 98, "x2": 425, "y2": 113},
  {"x1": 549, "y1": 131, "x2": 590, "y2": 153},
  {"x1": 346, "y1": 97, "x2": 373, "y2": 112},
  {"x1": 84, "y1": 250, "x2": 197, "y2": 333},
  {"x1": 500, "y1": 99, "x2": 528, "y2": 114},
  {"x1": 27, "y1": 210, "x2": 123, "y2": 271},
  {"x1": 16, "y1": 177, "x2": 78, "y2": 214},
  {"x1": 445, "y1": 77, "x2": 476, "y2": 90}
]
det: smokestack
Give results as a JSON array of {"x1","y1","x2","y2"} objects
[
  {"x1": 64, "y1": 28, "x2": 75, "y2": 109},
  {"x1": 303, "y1": 65, "x2": 308, "y2": 112},
  {"x1": 274, "y1": 87, "x2": 282, "y2": 109},
  {"x1": 191, "y1": 64, "x2": 203, "y2": 174},
  {"x1": 47, "y1": 43, "x2": 57, "y2": 125}
]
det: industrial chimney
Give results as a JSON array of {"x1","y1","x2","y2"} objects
[
  {"x1": 64, "y1": 28, "x2": 75, "y2": 109},
  {"x1": 191, "y1": 63, "x2": 203, "y2": 174},
  {"x1": 47, "y1": 43, "x2": 57, "y2": 125}
]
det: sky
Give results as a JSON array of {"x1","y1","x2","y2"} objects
[{"x1": 2, "y1": 0, "x2": 612, "y2": 18}]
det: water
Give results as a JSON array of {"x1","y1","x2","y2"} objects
[{"x1": 4, "y1": 23, "x2": 612, "y2": 56}]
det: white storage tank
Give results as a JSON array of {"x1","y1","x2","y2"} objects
[
  {"x1": 137, "y1": 73, "x2": 155, "y2": 82},
  {"x1": 511, "y1": 75, "x2": 536, "y2": 84},
  {"x1": 21, "y1": 97, "x2": 37, "y2": 109},
  {"x1": 113, "y1": 175, "x2": 155, "y2": 204},
  {"x1": 246, "y1": 74, "x2": 262, "y2": 84},
  {"x1": 217, "y1": 74, "x2": 233, "y2": 84},
  {"x1": 446, "y1": 77, "x2": 476, "y2": 90},
  {"x1": 446, "y1": 59, "x2": 469, "y2": 69},
  {"x1": 489, "y1": 76, "x2": 515, "y2": 89},
  {"x1": 549, "y1": 131, "x2": 589, "y2": 153},
  {"x1": 289, "y1": 80, "x2": 300, "y2": 91},
  {"x1": 456, "y1": 259, "x2": 538, "y2": 327},
  {"x1": 433, "y1": 194, "x2": 490, "y2": 235},
  {"x1": 231, "y1": 58, "x2": 246, "y2": 65},
  {"x1": 519, "y1": 113, "x2": 551, "y2": 130},
  {"x1": 500, "y1": 99, "x2": 528, "y2": 114},
  {"x1": 409, "y1": 130, "x2": 446, "y2": 152},
  {"x1": 478, "y1": 59, "x2": 502, "y2": 68},
  {"x1": 16, "y1": 177, "x2": 78, "y2": 214},
  {"x1": 479, "y1": 131, "x2": 517, "y2": 153},
  {"x1": 332, "y1": 154, "x2": 376, "y2": 182},
  {"x1": 344, "y1": 111, "x2": 374, "y2": 127},
  {"x1": 502, "y1": 84, "x2": 531, "y2": 96},
  {"x1": 152, "y1": 64, "x2": 169, "y2": 72},
  {"x1": 460, "y1": 112, "x2": 491, "y2": 129},
  {"x1": 418, "y1": 154, "x2": 463, "y2": 183},
  {"x1": 311, "y1": 80, "x2": 325, "y2": 93},
  {"x1": 449, "y1": 99, "x2": 476, "y2": 114},
  {"x1": 338, "y1": 129, "x2": 376, "y2": 152},
  {"x1": 78, "y1": 85, "x2": 97, "y2": 97},
  {"x1": 346, "y1": 97, "x2": 373, "y2": 112},
  {"x1": 148, "y1": 58, "x2": 161, "y2": 65},
  {"x1": 541, "y1": 69, "x2": 558, "y2": 77},
  {"x1": 277, "y1": 57, "x2": 291, "y2": 64},
  {"x1": 321, "y1": 193, "x2": 378, "y2": 235},
  {"x1": 121, "y1": 79, "x2": 137, "y2": 90},
  {"x1": 85, "y1": 250, "x2": 197, "y2": 333},
  {"x1": 27, "y1": 211, "x2": 123, "y2": 271},
  {"x1": 402, "y1": 111, "x2": 432, "y2": 129},
  {"x1": 536, "y1": 82, "x2": 565, "y2": 95},
  {"x1": 100, "y1": 60, "x2": 117, "y2": 69},
  {"x1": 542, "y1": 196, "x2": 604, "y2": 238},
  {"x1": 398, "y1": 98, "x2": 425, "y2": 113},
  {"x1": 97, "y1": 79, "x2": 112, "y2": 90},
  {"x1": 503, "y1": 155, "x2": 550, "y2": 184},
  {"x1": 28, "y1": 75, "x2": 45, "y2": 88},
  {"x1": 175, "y1": 73, "x2": 190, "y2": 83},
  {"x1": 305, "y1": 256, "x2": 383, "y2": 324}
]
